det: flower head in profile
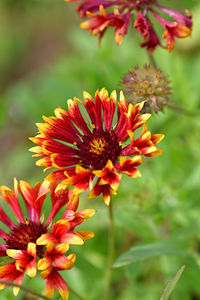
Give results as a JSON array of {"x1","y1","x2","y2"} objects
[
  {"x1": 66, "y1": 0, "x2": 192, "y2": 52},
  {"x1": 30, "y1": 88, "x2": 164, "y2": 205},
  {"x1": 120, "y1": 65, "x2": 172, "y2": 113},
  {"x1": 0, "y1": 179, "x2": 95, "y2": 299}
]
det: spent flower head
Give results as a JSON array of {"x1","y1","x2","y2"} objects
[
  {"x1": 66, "y1": 0, "x2": 192, "y2": 52},
  {"x1": 30, "y1": 88, "x2": 164, "y2": 205},
  {"x1": 120, "y1": 64, "x2": 172, "y2": 113},
  {"x1": 0, "y1": 179, "x2": 95, "y2": 299}
]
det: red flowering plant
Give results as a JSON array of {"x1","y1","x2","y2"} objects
[
  {"x1": 66, "y1": 0, "x2": 192, "y2": 52},
  {"x1": 0, "y1": 179, "x2": 95, "y2": 299},
  {"x1": 30, "y1": 88, "x2": 164, "y2": 206}
]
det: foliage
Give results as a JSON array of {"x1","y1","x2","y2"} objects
[
  {"x1": 0, "y1": 1, "x2": 200, "y2": 299},
  {"x1": 160, "y1": 265, "x2": 185, "y2": 300}
]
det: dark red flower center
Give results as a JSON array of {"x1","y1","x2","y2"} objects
[
  {"x1": 5, "y1": 220, "x2": 47, "y2": 257},
  {"x1": 78, "y1": 129, "x2": 122, "y2": 169}
]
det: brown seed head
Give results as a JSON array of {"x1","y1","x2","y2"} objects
[{"x1": 120, "y1": 65, "x2": 172, "y2": 113}]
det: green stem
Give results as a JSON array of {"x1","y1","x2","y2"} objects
[
  {"x1": 101, "y1": 201, "x2": 115, "y2": 300},
  {"x1": 168, "y1": 102, "x2": 199, "y2": 117},
  {"x1": 146, "y1": 51, "x2": 199, "y2": 117},
  {"x1": 68, "y1": 284, "x2": 85, "y2": 300},
  {"x1": 147, "y1": 52, "x2": 158, "y2": 69},
  {"x1": 0, "y1": 280, "x2": 49, "y2": 300}
]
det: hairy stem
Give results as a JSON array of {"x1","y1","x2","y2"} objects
[
  {"x1": 168, "y1": 102, "x2": 199, "y2": 117},
  {"x1": 0, "y1": 280, "x2": 49, "y2": 300},
  {"x1": 147, "y1": 52, "x2": 158, "y2": 69},
  {"x1": 101, "y1": 201, "x2": 115, "y2": 300},
  {"x1": 147, "y1": 51, "x2": 198, "y2": 117}
]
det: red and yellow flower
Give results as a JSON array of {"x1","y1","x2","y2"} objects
[
  {"x1": 0, "y1": 179, "x2": 95, "y2": 299},
  {"x1": 30, "y1": 88, "x2": 164, "y2": 205},
  {"x1": 66, "y1": 0, "x2": 192, "y2": 52}
]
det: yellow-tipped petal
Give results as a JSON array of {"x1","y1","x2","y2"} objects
[
  {"x1": 56, "y1": 219, "x2": 70, "y2": 226},
  {"x1": 29, "y1": 146, "x2": 41, "y2": 153},
  {"x1": 110, "y1": 90, "x2": 117, "y2": 101},
  {"x1": 131, "y1": 169, "x2": 142, "y2": 178},
  {"x1": 152, "y1": 134, "x2": 165, "y2": 144},
  {"x1": 98, "y1": 88, "x2": 109, "y2": 100},
  {"x1": 78, "y1": 209, "x2": 96, "y2": 219},
  {"x1": 45, "y1": 285, "x2": 55, "y2": 298},
  {"x1": 148, "y1": 148, "x2": 163, "y2": 157},
  {"x1": 56, "y1": 243, "x2": 69, "y2": 254},
  {"x1": 6, "y1": 249, "x2": 21, "y2": 259},
  {"x1": 119, "y1": 90, "x2": 126, "y2": 104},
  {"x1": 99, "y1": 5, "x2": 107, "y2": 17},
  {"x1": 62, "y1": 233, "x2": 84, "y2": 245},
  {"x1": 83, "y1": 91, "x2": 93, "y2": 101},
  {"x1": 27, "y1": 242, "x2": 36, "y2": 257},
  {"x1": 36, "y1": 158, "x2": 49, "y2": 167},
  {"x1": 67, "y1": 253, "x2": 76, "y2": 264},
  {"x1": 13, "y1": 286, "x2": 20, "y2": 296},
  {"x1": 140, "y1": 113, "x2": 151, "y2": 122},
  {"x1": 26, "y1": 261, "x2": 37, "y2": 278},
  {"x1": 78, "y1": 230, "x2": 95, "y2": 240},
  {"x1": 38, "y1": 257, "x2": 51, "y2": 271},
  {"x1": 104, "y1": 195, "x2": 111, "y2": 206}
]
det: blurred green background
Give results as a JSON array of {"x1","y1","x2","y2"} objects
[{"x1": 0, "y1": 0, "x2": 200, "y2": 299}]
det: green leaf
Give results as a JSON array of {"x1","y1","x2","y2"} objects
[
  {"x1": 0, "y1": 257, "x2": 14, "y2": 266},
  {"x1": 113, "y1": 241, "x2": 187, "y2": 268},
  {"x1": 160, "y1": 265, "x2": 185, "y2": 300}
]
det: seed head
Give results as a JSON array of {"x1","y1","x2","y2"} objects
[{"x1": 120, "y1": 65, "x2": 172, "y2": 113}]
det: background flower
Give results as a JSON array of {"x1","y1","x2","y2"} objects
[{"x1": 66, "y1": 0, "x2": 192, "y2": 51}]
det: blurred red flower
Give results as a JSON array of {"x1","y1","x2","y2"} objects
[{"x1": 66, "y1": 0, "x2": 192, "y2": 52}]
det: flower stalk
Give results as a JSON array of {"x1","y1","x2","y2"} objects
[
  {"x1": 101, "y1": 201, "x2": 115, "y2": 300},
  {"x1": 147, "y1": 52, "x2": 198, "y2": 117},
  {"x1": 168, "y1": 102, "x2": 199, "y2": 117},
  {"x1": 147, "y1": 52, "x2": 158, "y2": 69}
]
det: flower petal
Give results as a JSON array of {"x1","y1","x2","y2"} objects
[
  {"x1": 115, "y1": 156, "x2": 142, "y2": 177},
  {"x1": 61, "y1": 232, "x2": 84, "y2": 245}
]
